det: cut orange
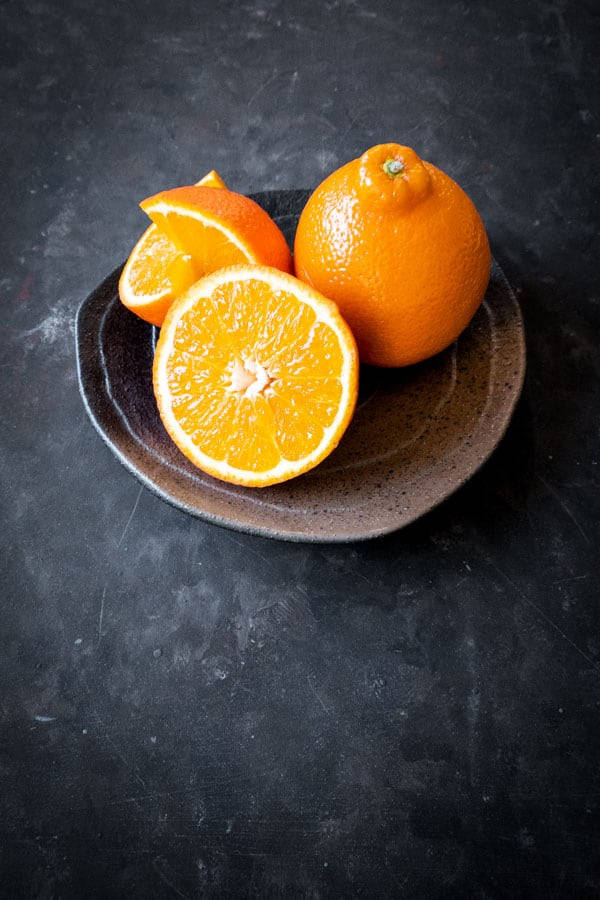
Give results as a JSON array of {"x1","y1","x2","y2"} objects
[
  {"x1": 196, "y1": 169, "x2": 227, "y2": 189},
  {"x1": 153, "y1": 264, "x2": 359, "y2": 487},
  {"x1": 140, "y1": 185, "x2": 293, "y2": 278},
  {"x1": 118, "y1": 226, "x2": 197, "y2": 327},
  {"x1": 119, "y1": 169, "x2": 228, "y2": 327}
]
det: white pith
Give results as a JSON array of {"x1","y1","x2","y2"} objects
[
  {"x1": 228, "y1": 357, "x2": 274, "y2": 398},
  {"x1": 154, "y1": 265, "x2": 357, "y2": 484}
]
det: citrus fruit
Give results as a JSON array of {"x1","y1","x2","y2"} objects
[
  {"x1": 140, "y1": 185, "x2": 293, "y2": 280},
  {"x1": 118, "y1": 227, "x2": 196, "y2": 327},
  {"x1": 195, "y1": 169, "x2": 227, "y2": 189},
  {"x1": 294, "y1": 143, "x2": 491, "y2": 367},
  {"x1": 119, "y1": 169, "x2": 228, "y2": 327},
  {"x1": 153, "y1": 264, "x2": 358, "y2": 487}
]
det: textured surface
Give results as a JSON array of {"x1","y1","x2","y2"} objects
[
  {"x1": 2, "y1": 0, "x2": 600, "y2": 897},
  {"x1": 77, "y1": 191, "x2": 524, "y2": 539}
]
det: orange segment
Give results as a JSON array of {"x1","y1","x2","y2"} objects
[
  {"x1": 118, "y1": 225, "x2": 197, "y2": 327},
  {"x1": 140, "y1": 185, "x2": 293, "y2": 277},
  {"x1": 153, "y1": 264, "x2": 358, "y2": 487},
  {"x1": 196, "y1": 169, "x2": 227, "y2": 189},
  {"x1": 119, "y1": 170, "x2": 228, "y2": 327}
]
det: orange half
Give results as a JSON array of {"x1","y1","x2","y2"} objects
[{"x1": 153, "y1": 265, "x2": 359, "y2": 486}]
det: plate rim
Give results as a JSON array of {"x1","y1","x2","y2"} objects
[{"x1": 76, "y1": 191, "x2": 526, "y2": 543}]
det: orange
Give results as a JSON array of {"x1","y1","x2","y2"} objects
[
  {"x1": 153, "y1": 264, "x2": 358, "y2": 487},
  {"x1": 118, "y1": 227, "x2": 197, "y2": 327},
  {"x1": 195, "y1": 169, "x2": 227, "y2": 190},
  {"x1": 140, "y1": 185, "x2": 292, "y2": 279},
  {"x1": 294, "y1": 143, "x2": 491, "y2": 367},
  {"x1": 119, "y1": 169, "x2": 228, "y2": 327}
]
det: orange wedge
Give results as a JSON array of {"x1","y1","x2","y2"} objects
[
  {"x1": 196, "y1": 169, "x2": 227, "y2": 189},
  {"x1": 153, "y1": 264, "x2": 359, "y2": 487},
  {"x1": 119, "y1": 170, "x2": 229, "y2": 327},
  {"x1": 118, "y1": 226, "x2": 197, "y2": 327},
  {"x1": 140, "y1": 185, "x2": 293, "y2": 278}
]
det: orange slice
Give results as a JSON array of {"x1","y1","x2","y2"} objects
[
  {"x1": 153, "y1": 264, "x2": 359, "y2": 487},
  {"x1": 119, "y1": 169, "x2": 228, "y2": 327},
  {"x1": 140, "y1": 185, "x2": 293, "y2": 277}
]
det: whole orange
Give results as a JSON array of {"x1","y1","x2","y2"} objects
[{"x1": 294, "y1": 143, "x2": 491, "y2": 367}]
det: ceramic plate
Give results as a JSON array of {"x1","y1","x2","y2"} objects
[{"x1": 76, "y1": 190, "x2": 526, "y2": 542}]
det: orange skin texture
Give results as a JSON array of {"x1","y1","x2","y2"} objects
[
  {"x1": 141, "y1": 186, "x2": 293, "y2": 275},
  {"x1": 294, "y1": 144, "x2": 491, "y2": 367}
]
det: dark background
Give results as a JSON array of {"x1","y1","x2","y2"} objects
[{"x1": 2, "y1": 0, "x2": 600, "y2": 896}]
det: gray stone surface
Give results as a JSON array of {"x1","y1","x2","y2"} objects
[{"x1": 1, "y1": 0, "x2": 599, "y2": 896}]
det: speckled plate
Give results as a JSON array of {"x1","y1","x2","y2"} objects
[{"x1": 76, "y1": 189, "x2": 525, "y2": 542}]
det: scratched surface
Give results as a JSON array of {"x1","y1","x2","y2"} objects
[{"x1": 1, "y1": 0, "x2": 600, "y2": 897}]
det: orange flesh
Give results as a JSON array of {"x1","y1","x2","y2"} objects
[
  {"x1": 156, "y1": 271, "x2": 356, "y2": 481},
  {"x1": 126, "y1": 227, "x2": 196, "y2": 294}
]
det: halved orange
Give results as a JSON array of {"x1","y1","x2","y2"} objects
[
  {"x1": 119, "y1": 169, "x2": 228, "y2": 327},
  {"x1": 153, "y1": 264, "x2": 359, "y2": 486},
  {"x1": 140, "y1": 185, "x2": 293, "y2": 278}
]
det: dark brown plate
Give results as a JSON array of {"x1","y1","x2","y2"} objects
[{"x1": 76, "y1": 190, "x2": 526, "y2": 542}]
